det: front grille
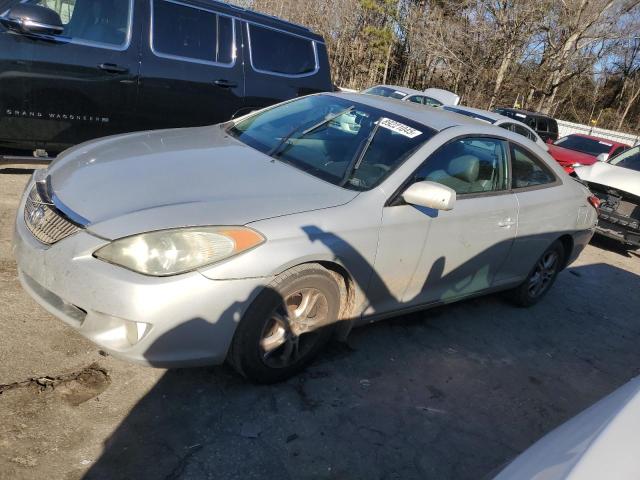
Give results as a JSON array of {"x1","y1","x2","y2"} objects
[{"x1": 24, "y1": 184, "x2": 80, "y2": 245}]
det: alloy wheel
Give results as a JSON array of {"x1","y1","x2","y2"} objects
[
  {"x1": 259, "y1": 288, "x2": 329, "y2": 368},
  {"x1": 528, "y1": 250, "x2": 559, "y2": 298}
]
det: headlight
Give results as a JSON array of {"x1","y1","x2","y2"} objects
[
  {"x1": 94, "y1": 227, "x2": 264, "y2": 276},
  {"x1": 572, "y1": 163, "x2": 583, "y2": 167}
]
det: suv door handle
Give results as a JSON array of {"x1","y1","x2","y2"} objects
[
  {"x1": 98, "y1": 63, "x2": 129, "y2": 74},
  {"x1": 214, "y1": 79, "x2": 238, "y2": 89},
  {"x1": 498, "y1": 218, "x2": 516, "y2": 228}
]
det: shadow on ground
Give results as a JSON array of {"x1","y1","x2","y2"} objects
[
  {"x1": 590, "y1": 234, "x2": 640, "y2": 258},
  {"x1": 85, "y1": 260, "x2": 640, "y2": 480}
]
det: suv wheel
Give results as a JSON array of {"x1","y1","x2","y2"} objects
[{"x1": 228, "y1": 264, "x2": 340, "y2": 383}]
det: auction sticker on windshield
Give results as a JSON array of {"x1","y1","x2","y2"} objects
[{"x1": 379, "y1": 118, "x2": 422, "y2": 138}]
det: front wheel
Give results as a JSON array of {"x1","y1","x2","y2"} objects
[
  {"x1": 228, "y1": 264, "x2": 341, "y2": 383},
  {"x1": 507, "y1": 241, "x2": 565, "y2": 307}
]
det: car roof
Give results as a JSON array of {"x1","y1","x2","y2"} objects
[
  {"x1": 566, "y1": 133, "x2": 630, "y2": 148},
  {"x1": 369, "y1": 85, "x2": 425, "y2": 97},
  {"x1": 441, "y1": 105, "x2": 510, "y2": 124},
  {"x1": 183, "y1": 0, "x2": 325, "y2": 42},
  {"x1": 497, "y1": 107, "x2": 555, "y2": 120},
  {"x1": 330, "y1": 92, "x2": 488, "y2": 131}
]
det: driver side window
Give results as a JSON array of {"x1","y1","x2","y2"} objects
[
  {"x1": 28, "y1": 0, "x2": 131, "y2": 47},
  {"x1": 413, "y1": 137, "x2": 509, "y2": 195}
]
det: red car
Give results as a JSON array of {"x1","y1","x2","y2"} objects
[{"x1": 547, "y1": 134, "x2": 630, "y2": 173}]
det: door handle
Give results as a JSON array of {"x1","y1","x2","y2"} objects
[
  {"x1": 498, "y1": 218, "x2": 516, "y2": 228},
  {"x1": 214, "y1": 79, "x2": 238, "y2": 89},
  {"x1": 98, "y1": 63, "x2": 129, "y2": 74}
]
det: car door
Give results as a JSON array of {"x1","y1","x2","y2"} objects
[
  {"x1": 498, "y1": 142, "x2": 565, "y2": 281},
  {"x1": 367, "y1": 136, "x2": 518, "y2": 315},
  {"x1": 19, "y1": 0, "x2": 141, "y2": 154},
  {"x1": 137, "y1": 0, "x2": 244, "y2": 130},
  {"x1": 0, "y1": 0, "x2": 37, "y2": 153}
]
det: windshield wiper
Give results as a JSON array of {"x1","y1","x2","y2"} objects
[
  {"x1": 268, "y1": 105, "x2": 355, "y2": 157},
  {"x1": 339, "y1": 118, "x2": 383, "y2": 187}
]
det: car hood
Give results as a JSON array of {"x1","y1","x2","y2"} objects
[
  {"x1": 47, "y1": 127, "x2": 358, "y2": 239},
  {"x1": 494, "y1": 376, "x2": 640, "y2": 480},
  {"x1": 547, "y1": 144, "x2": 597, "y2": 166},
  {"x1": 575, "y1": 161, "x2": 640, "y2": 197}
]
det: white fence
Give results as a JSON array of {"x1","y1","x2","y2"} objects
[{"x1": 557, "y1": 120, "x2": 640, "y2": 146}]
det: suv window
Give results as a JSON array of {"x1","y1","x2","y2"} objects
[
  {"x1": 249, "y1": 24, "x2": 316, "y2": 76},
  {"x1": 414, "y1": 137, "x2": 508, "y2": 195},
  {"x1": 536, "y1": 118, "x2": 549, "y2": 132},
  {"x1": 511, "y1": 144, "x2": 555, "y2": 188},
  {"x1": 28, "y1": 0, "x2": 131, "y2": 47},
  {"x1": 152, "y1": 0, "x2": 234, "y2": 64},
  {"x1": 407, "y1": 95, "x2": 424, "y2": 104}
]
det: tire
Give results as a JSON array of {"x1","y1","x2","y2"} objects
[
  {"x1": 228, "y1": 264, "x2": 341, "y2": 384},
  {"x1": 507, "y1": 240, "x2": 565, "y2": 308}
]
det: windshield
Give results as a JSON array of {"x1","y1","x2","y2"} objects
[
  {"x1": 362, "y1": 86, "x2": 408, "y2": 100},
  {"x1": 553, "y1": 135, "x2": 613, "y2": 156},
  {"x1": 609, "y1": 146, "x2": 640, "y2": 172},
  {"x1": 227, "y1": 95, "x2": 435, "y2": 191}
]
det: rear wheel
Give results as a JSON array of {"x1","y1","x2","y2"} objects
[
  {"x1": 228, "y1": 264, "x2": 340, "y2": 383},
  {"x1": 508, "y1": 241, "x2": 565, "y2": 307}
]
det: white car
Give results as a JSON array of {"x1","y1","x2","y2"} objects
[
  {"x1": 362, "y1": 85, "x2": 460, "y2": 107},
  {"x1": 575, "y1": 145, "x2": 640, "y2": 248},
  {"x1": 494, "y1": 376, "x2": 640, "y2": 479},
  {"x1": 443, "y1": 105, "x2": 549, "y2": 152}
]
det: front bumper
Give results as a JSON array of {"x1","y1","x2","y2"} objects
[{"x1": 13, "y1": 200, "x2": 268, "y2": 368}]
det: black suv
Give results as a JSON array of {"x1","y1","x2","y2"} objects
[
  {"x1": 0, "y1": 0, "x2": 332, "y2": 160},
  {"x1": 493, "y1": 108, "x2": 559, "y2": 143}
]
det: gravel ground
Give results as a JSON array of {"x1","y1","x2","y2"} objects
[{"x1": 1, "y1": 170, "x2": 639, "y2": 480}]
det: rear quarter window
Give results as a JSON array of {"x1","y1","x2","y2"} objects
[
  {"x1": 248, "y1": 24, "x2": 317, "y2": 76},
  {"x1": 510, "y1": 144, "x2": 556, "y2": 189}
]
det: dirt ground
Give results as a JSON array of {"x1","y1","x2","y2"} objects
[{"x1": 1, "y1": 170, "x2": 639, "y2": 480}]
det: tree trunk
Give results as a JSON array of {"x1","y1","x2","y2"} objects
[
  {"x1": 618, "y1": 81, "x2": 640, "y2": 130},
  {"x1": 489, "y1": 45, "x2": 515, "y2": 109}
]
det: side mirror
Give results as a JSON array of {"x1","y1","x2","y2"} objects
[
  {"x1": 596, "y1": 153, "x2": 609, "y2": 162},
  {"x1": 402, "y1": 181, "x2": 456, "y2": 211},
  {"x1": 1, "y1": 5, "x2": 64, "y2": 36}
]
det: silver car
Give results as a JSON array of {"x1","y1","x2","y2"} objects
[
  {"x1": 362, "y1": 84, "x2": 460, "y2": 107},
  {"x1": 13, "y1": 93, "x2": 597, "y2": 382},
  {"x1": 442, "y1": 105, "x2": 549, "y2": 151}
]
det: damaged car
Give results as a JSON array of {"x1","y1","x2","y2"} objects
[
  {"x1": 575, "y1": 145, "x2": 640, "y2": 248},
  {"x1": 14, "y1": 93, "x2": 597, "y2": 383}
]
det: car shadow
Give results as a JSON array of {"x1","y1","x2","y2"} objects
[
  {"x1": 84, "y1": 226, "x2": 640, "y2": 479},
  {"x1": 590, "y1": 234, "x2": 639, "y2": 258}
]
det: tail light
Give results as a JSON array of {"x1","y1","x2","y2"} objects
[{"x1": 588, "y1": 195, "x2": 600, "y2": 209}]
